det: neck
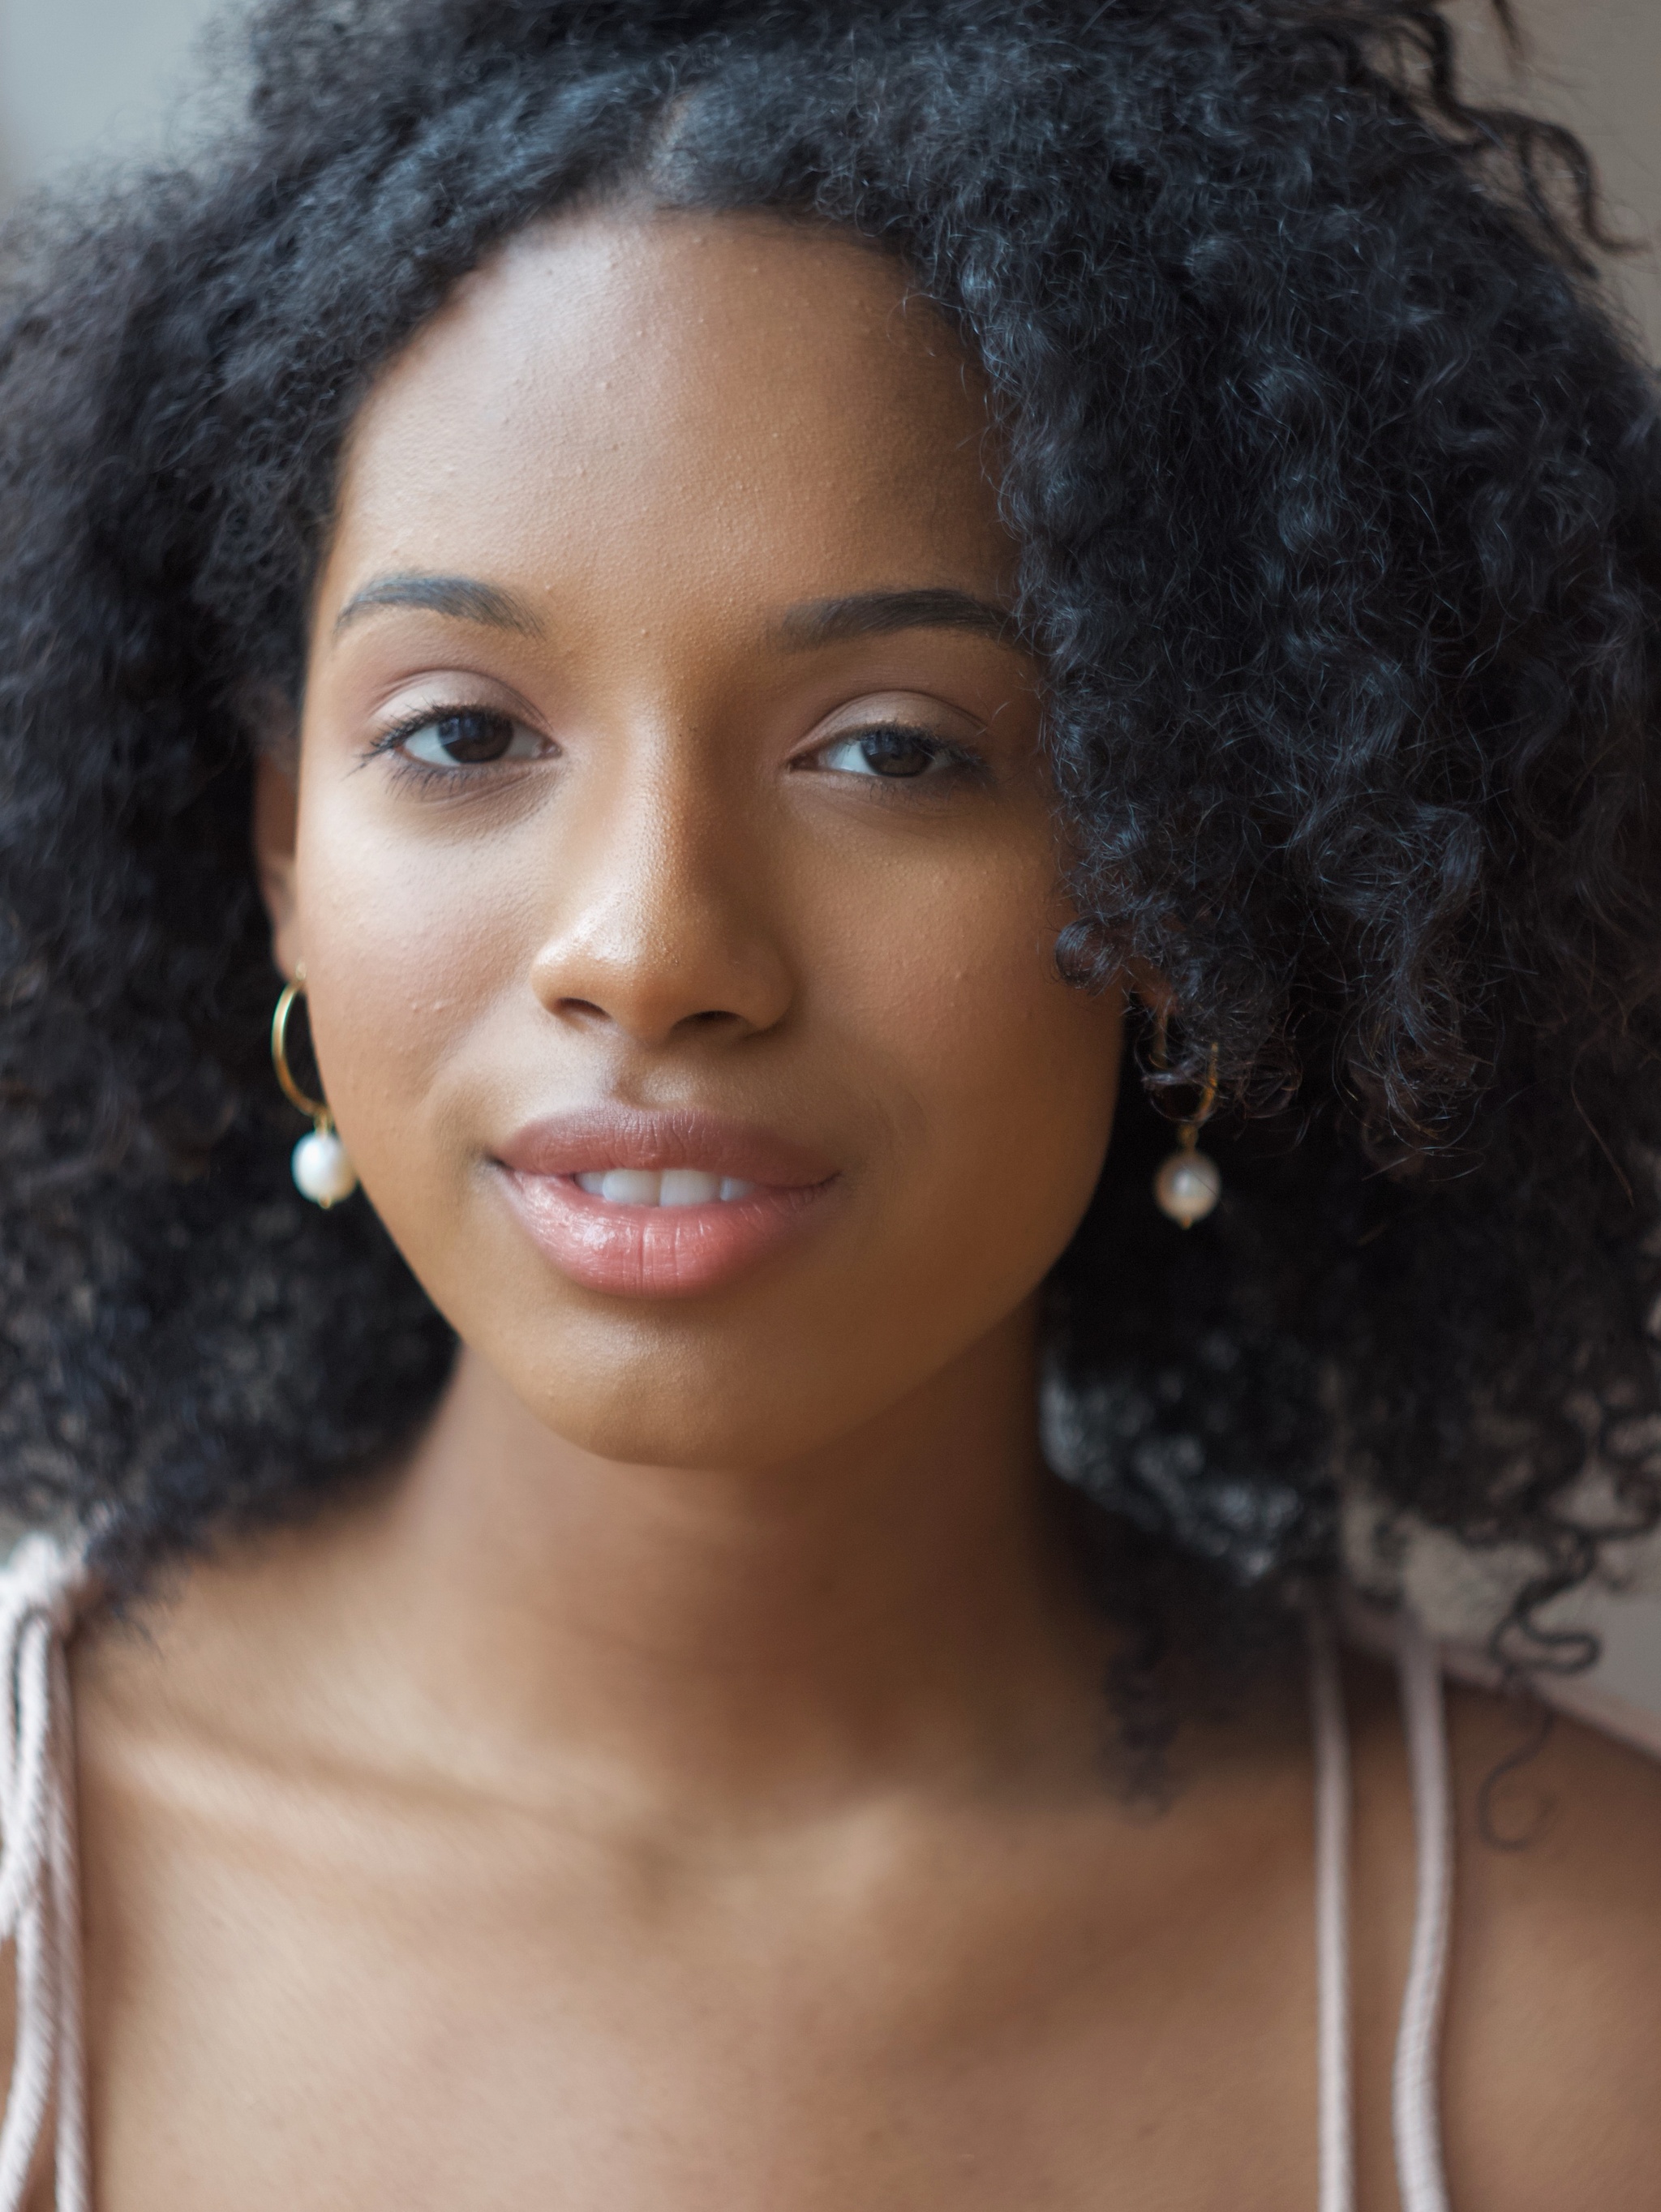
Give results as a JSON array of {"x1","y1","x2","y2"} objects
[{"x1": 155, "y1": 1304, "x2": 1109, "y2": 1821}]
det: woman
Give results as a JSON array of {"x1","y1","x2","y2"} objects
[{"x1": 0, "y1": 0, "x2": 1658, "y2": 2203}]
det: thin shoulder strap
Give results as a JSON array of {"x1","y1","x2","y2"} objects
[
  {"x1": 1309, "y1": 1606, "x2": 1455, "y2": 2212},
  {"x1": 1392, "y1": 1608, "x2": 1453, "y2": 2212},
  {"x1": 0, "y1": 1535, "x2": 91, "y2": 2212},
  {"x1": 1308, "y1": 1613, "x2": 1353, "y2": 2212}
]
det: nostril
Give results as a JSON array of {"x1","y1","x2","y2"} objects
[{"x1": 556, "y1": 997, "x2": 608, "y2": 1020}]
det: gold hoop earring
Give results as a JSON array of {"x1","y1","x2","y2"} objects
[
  {"x1": 272, "y1": 966, "x2": 358, "y2": 1209},
  {"x1": 1149, "y1": 1011, "x2": 1221, "y2": 1228}
]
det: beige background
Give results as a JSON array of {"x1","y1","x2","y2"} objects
[{"x1": 0, "y1": 0, "x2": 1659, "y2": 1701}]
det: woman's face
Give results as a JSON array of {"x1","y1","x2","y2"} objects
[{"x1": 261, "y1": 208, "x2": 1125, "y2": 1468}]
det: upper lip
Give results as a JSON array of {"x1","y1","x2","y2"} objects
[{"x1": 495, "y1": 1107, "x2": 839, "y2": 1190}]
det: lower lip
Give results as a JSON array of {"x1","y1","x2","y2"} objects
[{"x1": 500, "y1": 1172, "x2": 837, "y2": 1299}]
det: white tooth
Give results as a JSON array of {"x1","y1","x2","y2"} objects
[
  {"x1": 600, "y1": 1168, "x2": 661, "y2": 1205},
  {"x1": 575, "y1": 1172, "x2": 607, "y2": 1195},
  {"x1": 659, "y1": 1169, "x2": 721, "y2": 1207},
  {"x1": 719, "y1": 1178, "x2": 756, "y2": 1202}
]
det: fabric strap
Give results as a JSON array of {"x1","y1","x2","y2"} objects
[
  {"x1": 0, "y1": 1535, "x2": 90, "y2": 2212},
  {"x1": 1309, "y1": 1605, "x2": 1455, "y2": 2212},
  {"x1": 1309, "y1": 1612, "x2": 1354, "y2": 2212}
]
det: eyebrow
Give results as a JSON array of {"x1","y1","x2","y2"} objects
[
  {"x1": 331, "y1": 575, "x2": 1019, "y2": 651},
  {"x1": 775, "y1": 588, "x2": 1019, "y2": 649},
  {"x1": 332, "y1": 572, "x2": 543, "y2": 639}
]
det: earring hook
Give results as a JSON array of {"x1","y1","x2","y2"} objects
[
  {"x1": 271, "y1": 964, "x2": 332, "y2": 1127},
  {"x1": 270, "y1": 964, "x2": 358, "y2": 1209},
  {"x1": 1148, "y1": 1010, "x2": 1223, "y2": 1228}
]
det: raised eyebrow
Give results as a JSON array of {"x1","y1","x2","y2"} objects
[
  {"x1": 332, "y1": 572, "x2": 543, "y2": 640},
  {"x1": 775, "y1": 588, "x2": 1021, "y2": 649}
]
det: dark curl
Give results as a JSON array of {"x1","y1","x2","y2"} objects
[{"x1": 1, "y1": 0, "x2": 1659, "y2": 1647}]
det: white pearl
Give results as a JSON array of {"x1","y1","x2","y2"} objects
[
  {"x1": 292, "y1": 1127, "x2": 358, "y2": 1209},
  {"x1": 1154, "y1": 1147, "x2": 1221, "y2": 1228}
]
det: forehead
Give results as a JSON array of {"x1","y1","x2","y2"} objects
[{"x1": 321, "y1": 207, "x2": 1011, "y2": 627}]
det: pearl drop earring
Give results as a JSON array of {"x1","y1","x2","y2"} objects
[
  {"x1": 1151, "y1": 1020, "x2": 1222, "y2": 1228},
  {"x1": 271, "y1": 967, "x2": 358, "y2": 1209}
]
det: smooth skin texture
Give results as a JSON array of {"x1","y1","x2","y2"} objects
[{"x1": 35, "y1": 209, "x2": 1661, "y2": 2210}]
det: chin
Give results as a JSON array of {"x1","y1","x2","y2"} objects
[
  {"x1": 511, "y1": 1334, "x2": 906, "y2": 1474},
  {"x1": 529, "y1": 1390, "x2": 834, "y2": 1473}
]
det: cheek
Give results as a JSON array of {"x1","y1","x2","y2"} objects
[
  {"x1": 288, "y1": 794, "x2": 530, "y2": 1211},
  {"x1": 834, "y1": 861, "x2": 1123, "y2": 1318}
]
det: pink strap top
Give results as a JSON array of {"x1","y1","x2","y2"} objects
[{"x1": 0, "y1": 1533, "x2": 1655, "y2": 2212}]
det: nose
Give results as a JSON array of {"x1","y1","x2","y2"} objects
[{"x1": 527, "y1": 758, "x2": 795, "y2": 1051}]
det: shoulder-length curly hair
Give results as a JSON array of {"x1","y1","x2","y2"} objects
[{"x1": 0, "y1": 0, "x2": 1658, "y2": 1644}]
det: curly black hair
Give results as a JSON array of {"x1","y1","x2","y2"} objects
[{"x1": 0, "y1": 0, "x2": 1658, "y2": 1649}]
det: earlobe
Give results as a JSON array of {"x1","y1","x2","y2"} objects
[
  {"x1": 1124, "y1": 958, "x2": 1171, "y2": 1023},
  {"x1": 251, "y1": 752, "x2": 301, "y2": 976}
]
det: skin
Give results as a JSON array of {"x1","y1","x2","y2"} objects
[{"x1": 27, "y1": 208, "x2": 1661, "y2": 2209}]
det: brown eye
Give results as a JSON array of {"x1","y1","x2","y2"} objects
[
  {"x1": 818, "y1": 727, "x2": 945, "y2": 778},
  {"x1": 399, "y1": 709, "x2": 542, "y2": 768}
]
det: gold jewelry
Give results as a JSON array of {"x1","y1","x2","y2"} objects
[
  {"x1": 1150, "y1": 1013, "x2": 1222, "y2": 1228},
  {"x1": 271, "y1": 966, "x2": 358, "y2": 1208}
]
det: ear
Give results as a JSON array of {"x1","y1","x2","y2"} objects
[
  {"x1": 252, "y1": 753, "x2": 301, "y2": 979},
  {"x1": 1125, "y1": 958, "x2": 1172, "y2": 1022}
]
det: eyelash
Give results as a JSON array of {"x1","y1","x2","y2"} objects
[
  {"x1": 363, "y1": 708, "x2": 986, "y2": 791},
  {"x1": 364, "y1": 705, "x2": 547, "y2": 790},
  {"x1": 801, "y1": 722, "x2": 985, "y2": 784}
]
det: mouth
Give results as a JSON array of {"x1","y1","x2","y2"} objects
[{"x1": 494, "y1": 1108, "x2": 840, "y2": 1299}]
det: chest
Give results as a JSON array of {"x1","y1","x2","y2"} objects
[{"x1": 72, "y1": 1760, "x2": 1335, "y2": 2212}]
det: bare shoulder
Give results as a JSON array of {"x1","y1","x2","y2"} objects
[
  {"x1": 1351, "y1": 1657, "x2": 1661, "y2": 2212},
  {"x1": 1442, "y1": 1676, "x2": 1661, "y2": 2211}
]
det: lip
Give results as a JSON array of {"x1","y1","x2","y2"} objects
[{"x1": 494, "y1": 1108, "x2": 841, "y2": 1300}]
